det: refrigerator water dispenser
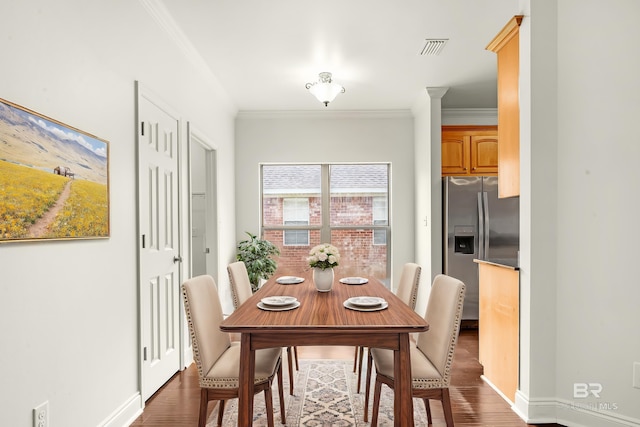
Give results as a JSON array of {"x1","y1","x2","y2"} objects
[{"x1": 454, "y1": 226, "x2": 475, "y2": 254}]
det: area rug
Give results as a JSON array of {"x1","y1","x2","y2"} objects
[{"x1": 212, "y1": 358, "x2": 430, "y2": 426}]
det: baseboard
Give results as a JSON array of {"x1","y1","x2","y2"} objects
[
  {"x1": 514, "y1": 390, "x2": 640, "y2": 427},
  {"x1": 513, "y1": 390, "x2": 558, "y2": 423},
  {"x1": 556, "y1": 397, "x2": 640, "y2": 427},
  {"x1": 97, "y1": 392, "x2": 143, "y2": 427}
]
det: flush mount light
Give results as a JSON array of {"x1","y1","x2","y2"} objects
[{"x1": 305, "y1": 72, "x2": 345, "y2": 107}]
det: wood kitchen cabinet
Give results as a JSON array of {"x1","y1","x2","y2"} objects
[
  {"x1": 442, "y1": 126, "x2": 498, "y2": 176},
  {"x1": 476, "y1": 260, "x2": 519, "y2": 403},
  {"x1": 486, "y1": 15, "x2": 523, "y2": 198}
]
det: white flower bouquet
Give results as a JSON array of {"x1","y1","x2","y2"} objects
[{"x1": 307, "y1": 243, "x2": 340, "y2": 270}]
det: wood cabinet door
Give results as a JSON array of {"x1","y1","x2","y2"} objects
[
  {"x1": 487, "y1": 16, "x2": 523, "y2": 198},
  {"x1": 471, "y1": 135, "x2": 498, "y2": 175},
  {"x1": 478, "y1": 263, "x2": 519, "y2": 403},
  {"x1": 442, "y1": 126, "x2": 497, "y2": 176},
  {"x1": 442, "y1": 133, "x2": 470, "y2": 175},
  {"x1": 497, "y1": 34, "x2": 519, "y2": 197}
]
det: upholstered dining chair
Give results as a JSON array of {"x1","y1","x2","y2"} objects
[
  {"x1": 353, "y1": 262, "x2": 421, "y2": 392},
  {"x1": 364, "y1": 274, "x2": 465, "y2": 426},
  {"x1": 182, "y1": 274, "x2": 286, "y2": 427},
  {"x1": 227, "y1": 261, "x2": 299, "y2": 395}
]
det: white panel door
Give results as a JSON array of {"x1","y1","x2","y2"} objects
[{"x1": 137, "y1": 91, "x2": 182, "y2": 401}]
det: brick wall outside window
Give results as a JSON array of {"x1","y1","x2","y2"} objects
[{"x1": 263, "y1": 195, "x2": 387, "y2": 280}]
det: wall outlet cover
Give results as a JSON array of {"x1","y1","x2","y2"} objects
[{"x1": 33, "y1": 401, "x2": 49, "y2": 427}]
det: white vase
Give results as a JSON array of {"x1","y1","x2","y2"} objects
[{"x1": 313, "y1": 268, "x2": 334, "y2": 292}]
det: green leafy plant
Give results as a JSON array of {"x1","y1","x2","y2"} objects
[{"x1": 236, "y1": 231, "x2": 280, "y2": 292}]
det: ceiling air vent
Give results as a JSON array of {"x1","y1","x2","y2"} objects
[{"x1": 419, "y1": 39, "x2": 448, "y2": 56}]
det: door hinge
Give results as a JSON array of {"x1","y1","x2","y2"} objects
[
  {"x1": 141, "y1": 234, "x2": 145, "y2": 248},
  {"x1": 141, "y1": 121, "x2": 145, "y2": 136},
  {"x1": 143, "y1": 347, "x2": 148, "y2": 361}
]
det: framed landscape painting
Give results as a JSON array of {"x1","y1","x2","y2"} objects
[{"x1": 0, "y1": 97, "x2": 109, "y2": 243}]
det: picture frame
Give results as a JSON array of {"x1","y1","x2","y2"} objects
[{"x1": 0, "y1": 97, "x2": 110, "y2": 243}]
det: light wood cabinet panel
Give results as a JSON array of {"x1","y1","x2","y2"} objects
[
  {"x1": 471, "y1": 135, "x2": 498, "y2": 175},
  {"x1": 487, "y1": 16, "x2": 523, "y2": 198},
  {"x1": 442, "y1": 126, "x2": 497, "y2": 176},
  {"x1": 477, "y1": 262, "x2": 519, "y2": 403},
  {"x1": 442, "y1": 132, "x2": 470, "y2": 175}
]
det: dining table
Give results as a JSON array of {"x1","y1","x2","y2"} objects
[{"x1": 219, "y1": 269, "x2": 429, "y2": 426}]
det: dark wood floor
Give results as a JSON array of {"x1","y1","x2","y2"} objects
[{"x1": 130, "y1": 329, "x2": 563, "y2": 426}]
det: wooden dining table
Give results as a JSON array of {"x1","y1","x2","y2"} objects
[{"x1": 219, "y1": 269, "x2": 429, "y2": 426}]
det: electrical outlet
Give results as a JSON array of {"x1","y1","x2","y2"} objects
[
  {"x1": 33, "y1": 401, "x2": 48, "y2": 427},
  {"x1": 634, "y1": 362, "x2": 640, "y2": 389}
]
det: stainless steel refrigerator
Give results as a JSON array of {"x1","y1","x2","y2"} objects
[{"x1": 443, "y1": 176, "x2": 519, "y2": 320}]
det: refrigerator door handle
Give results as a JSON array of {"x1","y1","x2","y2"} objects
[
  {"x1": 477, "y1": 192, "x2": 485, "y2": 259},
  {"x1": 483, "y1": 191, "x2": 490, "y2": 259}
]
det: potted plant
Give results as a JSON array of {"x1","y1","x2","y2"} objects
[{"x1": 236, "y1": 231, "x2": 280, "y2": 292}]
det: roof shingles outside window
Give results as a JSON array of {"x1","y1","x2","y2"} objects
[{"x1": 262, "y1": 164, "x2": 387, "y2": 194}]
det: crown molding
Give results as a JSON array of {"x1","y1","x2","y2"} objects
[
  {"x1": 236, "y1": 110, "x2": 413, "y2": 120},
  {"x1": 442, "y1": 108, "x2": 498, "y2": 125},
  {"x1": 138, "y1": 0, "x2": 234, "y2": 110},
  {"x1": 237, "y1": 108, "x2": 495, "y2": 122},
  {"x1": 426, "y1": 87, "x2": 449, "y2": 99}
]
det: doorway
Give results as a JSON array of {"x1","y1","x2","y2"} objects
[{"x1": 188, "y1": 124, "x2": 218, "y2": 281}]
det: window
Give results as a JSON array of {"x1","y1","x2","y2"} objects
[
  {"x1": 261, "y1": 163, "x2": 390, "y2": 283},
  {"x1": 372, "y1": 196, "x2": 388, "y2": 245},
  {"x1": 283, "y1": 198, "x2": 309, "y2": 245}
]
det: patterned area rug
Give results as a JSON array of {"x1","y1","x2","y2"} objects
[{"x1": 213, "y1": 358, "x2": 430, "y2": 426}]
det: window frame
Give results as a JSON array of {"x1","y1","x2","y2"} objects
[
  {"x1": 372, "y1": 195, "x2": 388, "y2": 245},
  {"x1": 260, "y1": 162, "x2": 391, "y2": 281},
  {"x1": 282, "y1": 197, "x2": 310, "y2": 246}
]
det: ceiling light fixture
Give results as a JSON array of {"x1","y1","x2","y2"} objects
[{"x1": 305, "y1": 72, "x2": 345, "y2": 107}]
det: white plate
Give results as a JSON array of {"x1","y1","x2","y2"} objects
[
  {"x1": 347, "y1": 296, "x2": 386, "y2": 307},
  {"x1": 343, "y1": 300, "x2": 389, "y2": 312},
  {"x1": 257, "y1": 301, "x2": 301, "y2": 311},
  {"x1": 276, "y1": 276, "x2": 305, "y2": 284},
  {"x1": 261, "y1": 296, "x2": 297, "y2": 306},
  {"x1": 339, "y1": 277, "x2": 368, "y2": 285}
]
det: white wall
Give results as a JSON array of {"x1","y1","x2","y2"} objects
[
  {"x1": 0, "y1": 1, "x2": 237, "y2": 426},
  {"x1": 234, "y1": 111, "x2": 415, "y2": 310},
  {"x1": 516, "y1": 1, "x2": 640, "y2": 425},
  {"x1": 554, "y1": 0, "x2": 640, "y2": 424},
  {"x1": 516, "y1": 0, "x2": 559, "y2": 414},
  {"x1": 412, "y1": 93, "x2": 435, "y2": 317}
]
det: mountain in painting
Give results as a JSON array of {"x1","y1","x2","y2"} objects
[{"x1": 0, "y1": 101, "x2": 107, "y2": 184}]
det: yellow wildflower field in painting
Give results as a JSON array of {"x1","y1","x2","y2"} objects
[
  {"x1": 1, "y1": 96, "x2": 109, "y2": 242},
  {"x1": 47, "y1": 179, "x2": 109, "y2": 238},
  {"x1": 0, "y1": 160, "x2": 108, "y2": 240}
]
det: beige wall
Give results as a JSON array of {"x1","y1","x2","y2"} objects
[{"x1": 234, "y1": 111, "x2": 414, "y2": 305}]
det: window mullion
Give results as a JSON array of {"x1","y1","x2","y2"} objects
[{"x1": 321, "y1": 164, "x2": 331, "y2": 243}]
